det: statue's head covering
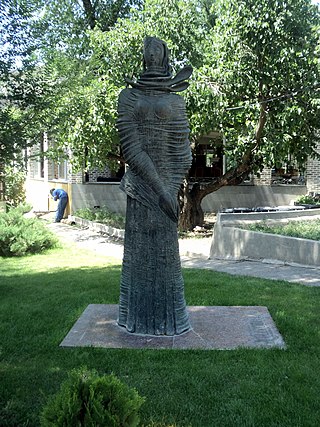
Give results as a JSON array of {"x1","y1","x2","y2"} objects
[
  {"x1": 125, "y1": 36, "x2": 193, "y2": 92},
  {"x1": 142, "y1": 36, "x2": 171, "y2": 78}
]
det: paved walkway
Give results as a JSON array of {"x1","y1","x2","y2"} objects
[{"x1": 47, "y1": 222, "x2": 320, "y2": 287}]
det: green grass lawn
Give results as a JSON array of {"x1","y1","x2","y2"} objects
[{"x1": 1, "y1": 243, "x2": 320, "y2": 426}]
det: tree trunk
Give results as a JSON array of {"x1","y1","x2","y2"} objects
[
  {"x1": 178, "y1": 150, "x2": 258, "y2": 231},
  {"x1": 178, "y1": 93, "x2": 268, "y2": 231},
  {"x1": 82, "y1": 0, "x2": 96, "y2": 29},
  {"x1": 179, "y1": 180, "x2": 204, "y2": 231},
  {"x1": 0, "y1": 164, "x2": 5, "y2": 202}
]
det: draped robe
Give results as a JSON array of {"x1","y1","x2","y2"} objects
[{"x1": 117, "y1": 86, "x2": 192, "y2": 335}]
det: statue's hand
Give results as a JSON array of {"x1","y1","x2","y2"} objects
[{"x1": 159, "y1": 193, "x2": 179, "y2": 222}]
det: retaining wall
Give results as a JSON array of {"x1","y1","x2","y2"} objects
[
  {"x1": 70, "y1": 183, "x2": 127, "y2": 216},
  {"x1": 201, "y1": 185, "x2": 306, "y2": 212},
  {"x1": 71, "y1": 183, "x2": 306, "y2": 215},
  {"x1": 25, "y1": 178, "x2": 306, "y2": 216},
  {"x1": 210, "y1": 209, "x2": 320, "y2": 267}
]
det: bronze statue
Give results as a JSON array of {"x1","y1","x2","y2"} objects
[{"x1": 116, "y1": 37, "x2": 193, "y2": 335}]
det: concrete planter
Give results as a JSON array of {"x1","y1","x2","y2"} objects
[{"x1": 210, "y1": 209, "x2": 320, "y2": 268}]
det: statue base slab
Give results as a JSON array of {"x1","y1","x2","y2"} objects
[{"x1": 60, "y1": 304, "x2": 285, "y2": 350}]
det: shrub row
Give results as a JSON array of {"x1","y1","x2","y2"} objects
[
  {"x1": 295, "y1": 194, "x2": 320, "y2": 205},
  {"x1": 74, "y1": 206, "x2": 125, "y2": 229}
]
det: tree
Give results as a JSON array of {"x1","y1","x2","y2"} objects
[
  {"x1": 2, "y1": 0, "x2": 319, "y2": 230},
  {"x1": 40, "y1": 0, "x2": 213, "y2": 169},
  {"x1": 0, "y1": 1, "x2": 144, "y2": 168},
  {"x1": 177, "y1": 0, "x2": 320, "y2": 229},
  {"x1": 83, "y1": 0, "x2": 320, "y2": 229},
  {"x1": 0, "y1": 1, "x2": 138, "y2": 197}
]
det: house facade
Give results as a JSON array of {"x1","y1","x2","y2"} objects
[{"x1": 25, "y1": 134, "x2": 127, "y2": 217}]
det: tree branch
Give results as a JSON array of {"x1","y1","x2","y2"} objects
[
  {"x1": 82, "y1": 0, "x2": 96, "y2": 29},
  {"x1": 255, "y1": 99, "x2": 267, "y2": 142}
]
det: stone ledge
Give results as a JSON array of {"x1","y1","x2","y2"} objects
[
  {"x1": 217, "y1": 208, "x2": 320, "y2": 223},
  {"x1": 68, "y1": 215, "x2": 125, "y2": 239}
]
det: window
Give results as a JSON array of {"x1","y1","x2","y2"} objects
[
  {"x1": 28, "y1": 140, "x2": 44, "y2": 179},
  {"x1": 52, "y1": 159, "x2": 68, "y2": 181},
  {"x1": 189, "y1": 132, "x2": 224, "y2": 181},
  {"x1": 272, "y1": 155, "x2": 305, "y2": 185},
  {"x1": 33, "y1": 139, "x2": 44, "y2": 179}
]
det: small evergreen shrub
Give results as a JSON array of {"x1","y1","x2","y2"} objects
[
  {"x1": 9, "y1": 203, "x2": 33, "y2": 214},
  {"x1": 40, "y1": 368, "x2": 145, "y2": 427},
  {"x1": 295, "y1": 194, "x2": 320, "y2": 205},
  {"x1": 0, "y1": 398, "x2": 32, "y2": 427},
  {"x1": 74, "y1": 206, "x2": 125, "y2": 229},
  {"x1": 0, "y1": 208, "x2": 57, "y2": 257}
]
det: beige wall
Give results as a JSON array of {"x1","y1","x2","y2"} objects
[
  {"x1": 25, "y1": 178, "x2": 51, "y2": 212},
  {"x1": 48, "y1": 182, "x2": 71, "y2": 216},
  {"x1": 71, "y1": 183, "x2": 127, "y2": 215},
  {"x1": 25, "y1": 179, "x2": 71, "y2": 216}
]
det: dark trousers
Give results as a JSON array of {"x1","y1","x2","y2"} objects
[{"x1": 55, "y1": 197, "x2": 68, "y2": 222}]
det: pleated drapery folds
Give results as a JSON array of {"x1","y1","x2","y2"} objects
[{"x1": 116, "y1": 85, "x2": 192, "y2": 336}]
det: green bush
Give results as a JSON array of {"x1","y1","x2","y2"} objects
[
  {"x1": 8, "y1": 203, "x2": 33, "y2": 214},
  {"x1": 74, "y1": 207, "x2": 98, "y2": 221},
  {"x1": 4, "y1": 165, "x2": 26, "y2": 207},
  {"x1": 74, "y1": 206, "x2": 125, "y2": 229},
  {"x1": 0, "y1": 208, "x2": 57, "y2": 257},
  {"x1": 40, "y1": 368, "x2": 145, "y2": 427},
  {"x1": 295, "y1": 194, "x2": 320, "y2": 205}
]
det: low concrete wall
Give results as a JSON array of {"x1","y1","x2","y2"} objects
[
  {"x1": 71, "y1": 183, "x2": 127, "y2": 216},
  {"x1": 74, "y1": 183, "x2": 306, "y2": 215},
  {"x1": 69, "y1": 216, "x2": 125, "y2": 239},
  {"x1": 217, "y1": 208, "x2": 320, "y2": 224},
  {"x1": 68, "y1": 182, "x2": 308, "y2": 216},
  {"x1": 202, "y1": 185, "x2": 306, "y2": 213},
  {"x1": 210, "y1": 209, "x2": 320, "y2": 267}
]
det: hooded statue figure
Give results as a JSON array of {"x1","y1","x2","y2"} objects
[{"x1": 116, "y1": 37, "x2": 193, "y2": 336}]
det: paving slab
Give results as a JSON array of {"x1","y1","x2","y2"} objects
[
  {"x1": 181, "y1": 257, "x2": 320, "y2": 287},
  {"x1": 60, "y1": 304, "x2": 285, "y2": 350}
]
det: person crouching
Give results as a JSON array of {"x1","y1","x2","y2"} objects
[{"x1": 50, "y1": 188, "x2": 68, "y2": 223}]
